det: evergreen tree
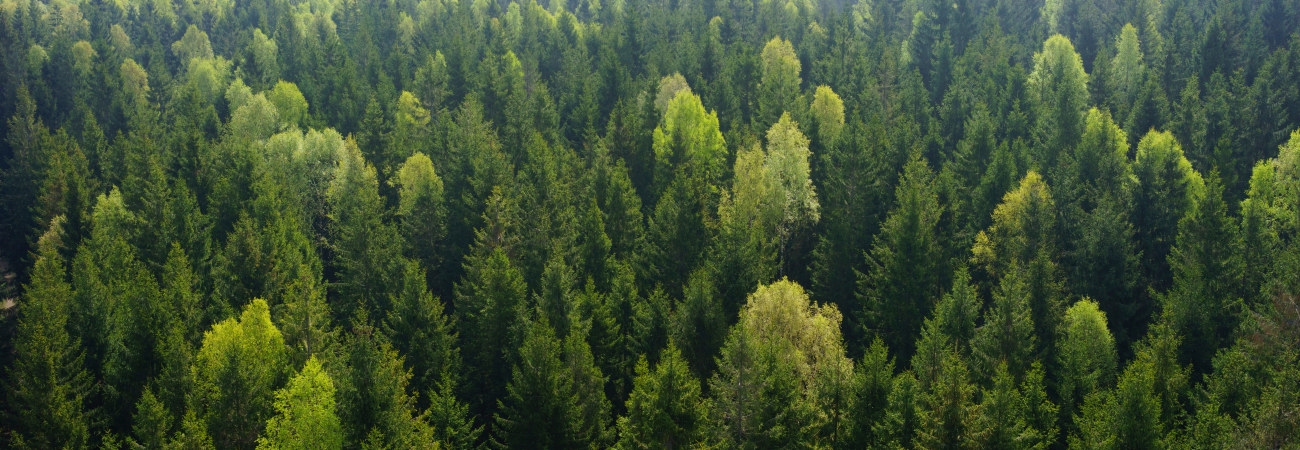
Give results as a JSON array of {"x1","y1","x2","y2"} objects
[
  {"x1": 616, "y1": 344, "x2": 708, "y2": 449},
  {"x1": 1160, "y1": 171, "x2": 1243, "y2": 374},
  {"x1": 1028, "y1": 35, "x2": 1090, "y2": 170},
  {"x1": 914, "y1": 348, "x2": 976, "y2": 450},
  {"x1": 5, "y1": 219, "x2": 92, "y2": 449},
  {"x1": 1056, "y1": 299, "x2": 1117, "y2": 438},
  {"x1": 859, "y1": 153, "x2": 945, "y2": 364},
  {"x1": 971, "y1": 269, "x2": 1037, "y2": 383},
  {"x1": 493, "y1": 311, "x2": 609, "y2": 449},
  {"x1": 327, "y1": 138, "x2": 408, "y2": 318},
  {"x1": 1132, "y1": 130, "x2": 1204, "y2": 293},
  {"x1": 334, "y1": 317, "x2": 436, "y2": 448},
  {"x1": 393, "y1": 152, "x2": 448, "y2": 287}
]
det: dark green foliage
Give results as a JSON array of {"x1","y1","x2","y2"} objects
[
  {"x1": 3, "y1": 2, "x2": 1300, "y2": 448},
  {"x1": 617, "y1": 344, "x2": 707, "y2": 449},
  {"x1": 859, "y1": 153, "x2": 945, "y2": 365}
]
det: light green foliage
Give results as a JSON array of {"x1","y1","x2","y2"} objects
[
  {"x1": 71, "y1": 40, "x2": 96, "y2": 75},
  {"x1": 1109, "y1": 24, "x2": 1145, "y2": 112},
  {"x1": 227, "y1": 92, "x2": 280, "y2": 143},
  {"x1": 249, "y1": 29, "x2": 279, "y2": 88},
  {"x1": 809, "y1": 85, "x2": 845, "y2": 146},
  {"x1": 710, "y1": 279, "x2": 854, "y2": 447},
  {"x1": 1057, "y1": 299, "x2": 1117, "y2": 433},
  {"x1": 651, "y1": 89, "x2": 727, "y2": 189},
  {"x1": 654, "y1": 73, "x2": 692, "y2": 115},
  {"x1": 765, "y1": 112, "x2": 820, "y2": 234},
  {"x1": 394, "y1": 152, "x2": 447, "y2": 276},
  {"x1": 257, "y1": 357, "x2": 344, "y2": 450},
  {"x1": 972, "y1": 171, "x2": 1057, "y2": 279},
  {"x1": 267, "y1": 81, "x2": 308, "y2": 130},
  {"x1": 758, "y1": 36, "x2": 803, "y2": 126},
  {"x1": 972, "y1": 171, "x2": 1064, "y2": 359},
  {"x1": 120, "y1": 58, "x2": 151, "y2": 110},
  {"x1": 1028, "y1": 35, "x2": 1089, "y2": 169},
  {"x1": 184, "y1": 57, "x2": 232, "y2": 106},
  {"x1": 1241, "y1": 130, "x2": 1300, "y2": 293},
  {"x1": 192, "y1": 299, "x2": 291, "y2": 449},
  {"x1": 172, "y1": 25, "x2": 215, "y2": 64}
]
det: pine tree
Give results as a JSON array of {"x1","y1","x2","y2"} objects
[
  {"x1": 493, "y1": 312, "x2": 607, "y2": 449},
  {"x1": 5, "y1": 218, "x2": 92, "y2": 449},
  {"x1": 327, "y1": 138, "x2": 408, "y2": 318},
  {"x1": 913, "y1": 349, "x2": 976, "y2": 450},
  {"x1": 384, "y1": 260, "x2": 459, "y2": 408},
  {"x1": 1132, "y1": 130, "x2": 1204, "y2": 293},
  {"x1": 1028, "y1": 35, "x2": 1090, "y2": 170},
  {"x1": 1056, "y1": 299, "x2": 1117, "y2": 439},
  {"x1": 859, "y1": 153, "x2": 945, "y2": 364},
  {"x1": 393, "y1": 152, "x2": 448, "y2": 288},
  {"x1": 616, "y1": 344, "x2": 708, "y2": 449},
  {"x1": 454, "y1": 245, "x2": 526, "y2": 422},
  {"x1": 971, "y1": 269, "x2": 1036, "y2": 383},
  {"x1": 1160, "y1": 170, "x2": 1243, "y2": 374},
  {"x1": 334, "y1": 317, "x2": 436, "y2": 448}
]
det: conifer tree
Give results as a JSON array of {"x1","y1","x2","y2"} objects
[
  {"x1": 1028, "y1": 35, "x2": 1090, "y2": 169},
  {"x1": 860, "y1": 153, "x2": 944, "y2": 364},
  {"x1": 616, "y1": 344, "x2": 708, "y2": 449},
  {"x1": 5, "y1": 218, "x2": 92, "y2": 450}
]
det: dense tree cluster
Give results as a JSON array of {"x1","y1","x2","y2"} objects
[{"x1": 2, "y1": 0, "x2": 1300, "y2": 447}]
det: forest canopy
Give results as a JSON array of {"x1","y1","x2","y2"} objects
[{"x1": 2, "y1": 0, "x2": 1300, "y2": 448}]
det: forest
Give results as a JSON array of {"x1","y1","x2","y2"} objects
[{"x1": 1, "y1": 0, "x2": 1299, "y2": 447}]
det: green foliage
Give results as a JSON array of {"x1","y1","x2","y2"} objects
[
  {"x1": 651, "y1": 89, "x2": 728, "y2": 194},
  {"x1": 1160, "y1": 171, "x2": 1243, "y2": 374},
  {"x1": 493, "y1": 311, "x2": 611, "y2": 449},
  {"x1": 709, "y1": 279, "x2": 854, "y2": 448},
  {"x1": 758, "y1": 36, "x2": 804, "y2": 127},
  {"x1": 1057, "y1": 299, "x2": 1117, "y2": 436},
  {"x1": 266, "y1": 81, "x2": 308, "y2": 130},
  {"x1": 1028, "y1": 35, "x2": 1089, "y2": 169},
  {"x1": 6, "y1": 219, "x2": 92, "y2": 449},
  {"x1": 860, "y1": 153, "x2": 944, "y2": 364},
  {"x1": 191, "y1": 299, "x2": 290, "y2": 449},
  {"x1": 971, "y1": 269, "x2": 1037, "y2": 382},
  {"x1": 1133, "y1": 130, "x2": 1204, "y2": 293},
  {"x1": 256, "y1": 357, "x2": 343, "y2": 450},
  {"x1": 4, "y1": 3, "x2": 1300, "y2": 448},
  {"x1": 616, "y1": 344, "x2": 708, "y2": 449}
]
